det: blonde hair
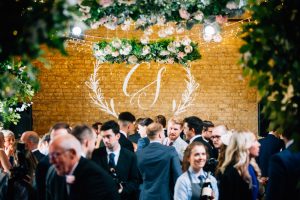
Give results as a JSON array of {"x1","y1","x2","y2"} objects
[
  {"x1": 2, "y1": 130, "x2": 15, "y2": 138},
  {"x1": 168, "y1": 116, "x2": 183, "y2": 127},
  {"x1": 146, "y1": 122, "x2": 162, "y2": 139},
  {"x1": 220, "y1": 131, "x2": 260, "y2": 188}
]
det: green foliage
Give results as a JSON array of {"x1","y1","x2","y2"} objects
[
  {"x1": 240, "y1": 0, "x2": 300, "y2": 148},
  {"x1": 0, "y1": 60, "x2": 38, "y2": 128},
  {"x1": 80, "y1": 0, "x2": 236, "y2": 30},
  {"x1": 93, "y1": 38, "x2": 201, "y2": 67}
]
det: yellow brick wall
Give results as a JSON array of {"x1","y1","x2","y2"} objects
[{"x1": 32, "y1": 23, "x2": 258, "y2": 134}]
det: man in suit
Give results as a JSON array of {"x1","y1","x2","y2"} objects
[
  {"x1": 136, "y1": 122, "x2": 182, "y2": 200},
  {"x1": 265, "y1": 130, "x2": 300, "y2": 200},
  {"x1": 162, "y1": 116, "x2": 188, "y2": 161},
  {"x1": 21, "y1": 131, "x2": 45, "y2": 162},
  {"x1": 202, "y1": 120, "x2": 218, "y2": 159},
  {"x1": 118, "y1": 112, "x2": 135, "y2": 152},
  {"x1": 257, "y1": 130, "x2": 285, "y2": 178},
  {"x1": 183, "y1": 116, "x2": 213, "y2": 158},
  {"x1": 92, "y1": 120, "x2": 139, "y2": 200},
  {"x1": 48, "y1": 134, "x2": 119, "y2": 200},
  {"x1": 35, "y1": 122, "x2": 71, "y2": 200}
]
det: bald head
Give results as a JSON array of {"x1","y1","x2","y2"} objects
[
  {"x1": 49, "y1": 134, "x2": 82, "y2": 176},
  {"x1": 21, "y1": 131, "x2": 40, "y2": 151}
]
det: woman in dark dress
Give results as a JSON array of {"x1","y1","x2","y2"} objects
[{"x1": 219, "y1": 131, "x2": 262, "y2": 200}]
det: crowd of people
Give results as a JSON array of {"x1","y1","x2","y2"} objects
[{"x1": 0, "y1": 111, "x2": 299, "y2": 200}]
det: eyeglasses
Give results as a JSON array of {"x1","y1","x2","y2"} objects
[
  {"x1": 211, "y1": 135, "x2": 221, "y2": 139},
  {"x1": 49, "y1": 149, "x2": 70, "y2": 160}
]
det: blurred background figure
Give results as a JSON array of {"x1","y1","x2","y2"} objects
[
  {"x1": 154, "y1": 115, "x2": 167, "y2": 137},
  {"x1": 38, "y1": 134, "x2": 50, "y2": 156},
  {"x1": 2, "y1": 130, "x2": 16, "y2": 166},
  {"x1": 0, "y1": 131, "x2": 11, "y2": 173},
  {"x1": 92, "y1": 122, "x2": 103, "y2": 149},
  {"x1": 136, "y1": 118, "x2": 153, "y2": 152}
]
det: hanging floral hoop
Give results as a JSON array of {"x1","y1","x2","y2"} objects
[{"x1": 86, "y1": 38, "x2": 200, "y2": 118}]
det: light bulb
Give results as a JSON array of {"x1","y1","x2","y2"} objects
[{"x1": 72, "y1": 26, "x2": 82, "y2": 36}]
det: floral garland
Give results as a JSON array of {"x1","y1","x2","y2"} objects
[
  {"x1": 79, "y1": 0, "x2": 247, "y2": 30},
  {"x1": 0, "y1": 60, "x2": 37, "y2": 128},
  {"x1": 93, "y1": 38, "x2": 201, "y2": 67}
]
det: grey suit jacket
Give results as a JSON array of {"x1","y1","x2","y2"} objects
[{"x1": 136, "y1": 142, "x2": 182, "y2": 200}]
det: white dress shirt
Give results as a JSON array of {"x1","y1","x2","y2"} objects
[{"x1": 163, "y1": 137, "x2": 188, "y2": 161}]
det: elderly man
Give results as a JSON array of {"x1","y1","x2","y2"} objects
[
  {"x1": 48, "y1": 134, "x2": 119, "y2": 200},
  {"x1": 211, "y1": 125, "x2": 228, "y2": 153},
  {"x1": 21, "y1": 131, "x2": 45, "y2": 161},
  {"x1": 163, "y1": 117, "x2": 187, "y2": 161}
]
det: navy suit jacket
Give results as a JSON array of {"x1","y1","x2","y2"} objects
[
  {"x1": 257, "y1": 134, "x2": 284, "y2": 177},
  {"x1": 265, "y1": 144, "x2": 300, "y2": 200},
  {"x1": 136, "y1": 142, "x2": 182, "y2": 200},
  {"x1": 91, "y1": 146, "x2": 139, "y2": 200}
]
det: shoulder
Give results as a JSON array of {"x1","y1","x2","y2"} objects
[
  {"x1": 176, "y1": 171, "x2": 190, "y2": 186},
  {"x1": 92, "y1": 147, "x2": 106, "y2": 157},
  {"x1": 121, "y1": 147, "x2": 136, "y2": 158}
]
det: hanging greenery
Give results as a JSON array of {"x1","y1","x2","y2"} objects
[
  {"x1": 0, "y1": 0, "x2": 80, "y2": 127},
  {"x1": 0, "y1": 60, "x2": 38, "y2": 128},
  {"x1": 79, "y1": 0, "x2": 247, "y2": 30},
  {"x1": 93, "y1": 38, "x2": 201, "y2": 66},
  {"x1": 240, "y1": 0, "x2": 300, "y2": 147}
]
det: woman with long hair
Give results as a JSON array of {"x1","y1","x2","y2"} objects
[
  {"x1": 0, "y1": 131, "x2": 11, "y2": 173},
  {"x1": 219, "y1": 131, "x2": 261, "y2": 200},
  {"x1": 174, "y1": 142, "x2": 219, "y2": 200}
]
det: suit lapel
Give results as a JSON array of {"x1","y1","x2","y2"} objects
[{"x1": 101, "y1": 149, "x2": 110, "y2": 171}]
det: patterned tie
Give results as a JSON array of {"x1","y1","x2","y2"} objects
[
  {"x1": 169, "y1": 142, "x2": 173, "y2": 146},
  {"x1": 108, "y1": 153, "x2": 115, "y2": 168}
]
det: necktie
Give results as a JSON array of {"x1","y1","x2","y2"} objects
[
  {"x1": 109, "y1": 153, "x2": 115, "y2": 168},
  {"x1": 198, "y1": 175, "x2": 205, "y2": 186},
  {"x1": 169, "y1": 142, "x2": 173, "y2": 146}
]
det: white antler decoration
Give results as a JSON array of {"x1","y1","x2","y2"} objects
[
  {"x1": 85, "y1": 60, "x2": 119, "y2": 118},
  {"x1": 172, "y1": 66, "x2": 199, "y2": 116}
]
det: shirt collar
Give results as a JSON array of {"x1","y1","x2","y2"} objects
[
  {"x1": 286, "y1": 139, "x2": 294, "y2": 148},
  {"x1": 188, "y1": 166, "x2": 205, "y2": 177},
  {"x1": 190, "y1": 135, "x2": 201, "y2": 143},
  {"x1": 150, "y1": 140, "x2": 161, "y2": 144},
  {"x1": 106, "y1": 143, "x2": 121, "y2": 155}
]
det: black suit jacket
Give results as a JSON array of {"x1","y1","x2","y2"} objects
[
  {"x1": 265, "y1": 144, "x2": 300, "y2": 200},
  {"x1": 69, "y1": 157, "x2": 120, "y2": 200},
  {"x1": 35, "y1": 155, "x2": 51, "y2": 200},
  {"x1": 119, "y1": 133, "x2": 134, "y2": 152},
  {"x1": 192, "y1": 136, "x2": 214, "y2": 158},
  {"x1": 33, "y1": 150, "x2": 45, "y2": 162},
  {"x1": 219, "y1": 164, "x2": 252, "y2": 200},
  {"x1": 92, "y1": 147, "x2": 139, "y2": 200},
  {"x1": 257, "y1": 134, "x2": 284, "y2": 177}
]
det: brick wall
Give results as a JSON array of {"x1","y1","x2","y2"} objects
[{"x1": 32, "y1": 23, "x2": 258, "y2": 134}]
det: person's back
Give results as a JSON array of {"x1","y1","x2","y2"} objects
[
  {"x1": 258, "y1": 132, "x2": 284, "y2": 177},
  {"x1": 137, "y1": 143, "x2": 181, "y2": 200}
]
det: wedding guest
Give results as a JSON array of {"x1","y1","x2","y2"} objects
[
  {"x1": 162, "y1": 117, "x2": 188, "y2": 161},
  {"x1": 21, "y1": 131, "x2": 45, "y2": 162},
  {"x1": 118, "y1": 112, "x2": 135, "y2": 152},
  {"x1": 219, "y1": 131, "x2": 261, "y2": 200},
  {"x1": 92, "y1": 122, "x2": 104, "y2": 149},
  {"x1": 174, "y1": 142, "x2": 219, "y2": 200},
  {"x1": 154, "y1": 115, "x2": 167, "y2": 137},
  {"x1": 136, "y1": 118, "x2": 153, "y2": 152},
  {"x1": 38, "y1": 133, "x2": 50, "y2": 155},
  {"x1": 0, "y1": 131, "x2": 11, "y2": 173},
  {"x1": 2, "y1": 129, "x2": 15, "y2": 165},
  {"x1": 48, "y1": 134, "x2": 119, "y2": 200},
  {"x1": 128, "y1": 118, "x2": 143, "y2": 145},
  {"x1": 136, "y1": 122, "x2": 181, "y2": 200}
]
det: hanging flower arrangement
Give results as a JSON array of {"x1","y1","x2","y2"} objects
[
  {"x1": 79, "y1": 0, "x2": 247, "y2": 31},
  {"x1": 93, "y1": 37, "x2": 201, "y2": 66}
]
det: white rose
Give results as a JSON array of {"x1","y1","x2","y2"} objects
[
  {"x1": 167, "y1": 43, "x2": 176, "y2": 53},
  {"x1": 104, "y1": 45, "x2": 112, "y2": 54},
  {"x1": 193, "y1": 11, "x2": 204, "y2": 21},
  {"x1": 140, "y1": 36, "x2": 149, "y2": 44},
  {"x1": 128, "y1": 55, "x2": 138, "y2": 64},
  {"x1": 160, "y1": 50, "x2": 170, "y2": 56},
  {"x1": 184, "y1": 45, "x2": 193, "y2": 53},
  {"x1": 181, "y1": 36, "x2": 191, "y2": 46},
  {"x1": 112, "y1": 39, "x2": 122, "y2": 48},
  {"x1": 112, "y1": 51, "x2": 120, "y2": 57},
  {"x1": 142, "y1": 46, "x2": 151, "y2": 55}
]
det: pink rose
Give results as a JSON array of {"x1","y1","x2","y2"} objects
[
  {"x1": 215, "y1": 15, "x2": 228, "y2": 24},
  {"x1": 179, "y1": 8, "x2": 190, "y2": 20},
  {"x1": 177, "y1": 52, "x2": 186, "y2": 59},
  {"x1": 99, "y1": 0, "x2": 113, "y2": 8}
]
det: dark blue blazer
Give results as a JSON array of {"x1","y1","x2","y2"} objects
[
  {"x1": 136, "y1": 142, "x2": 182, "y2": 200},
  {"x1": 257, "y1": 134, "x2": 284, "y2": 177},
  {"x1": 265, "y1": 144, "x2": 300, "y2": 200}
]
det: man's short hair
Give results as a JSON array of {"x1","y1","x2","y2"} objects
[
  {"x1": 146, "y1": 123, "x2": 163, "y2": 139},
  {"x1": 118, "y1": 112, "x2": 136, "y2": 123},
  {"x1": 168, "y1": 116, "x2": 183, "y2": 127},
  {"x1": 27, "y1": 134, "x2": 40, "y2": 144},
  {"x1": 101, "y1": 120, "x2": 120, "y2": 134},
  {"x1": 71, "y1": 125, "x2": 94, "y2": 144},
  {"x1": 203, "y1": 120, "x2": 214, "y2": 131},
  {"x1": 139, "y1": 118, "x2": 154, "y2": 126},
  {"x1": 154, "y1": 115, "x2": 167, "y2": 128},
  {"x1": 51, "y1": 122, "x2": 71, "y2": 133},
  {"x1": 92, "y1": 122, "x2": 102, "y2": 130},
  {"x1": 183, "y1": 116, "x2": 203, "y2": 135}
]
